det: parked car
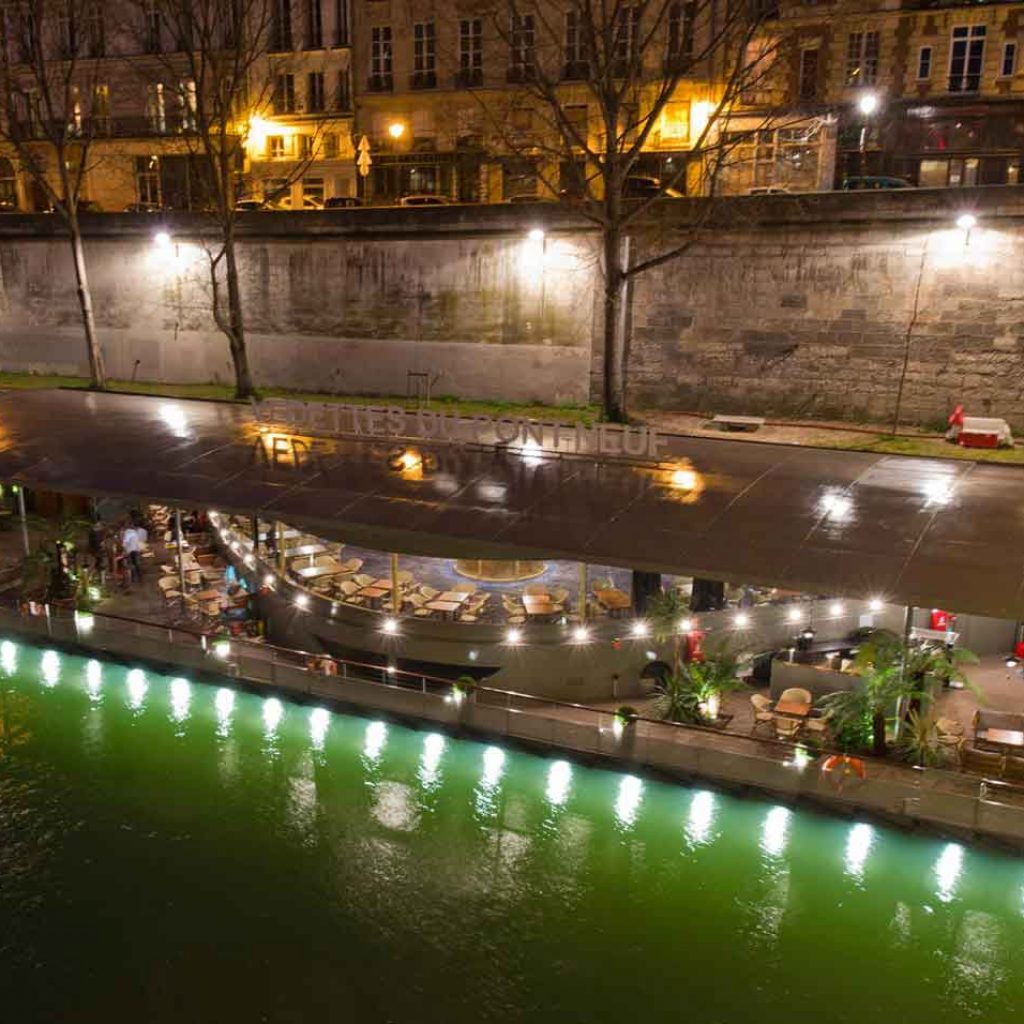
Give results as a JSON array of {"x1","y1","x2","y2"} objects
[
  {"x1": 234, "y1": 198, "x2": 265, "y2": 211},
  {"x1": 0, "y1": 197, "x2": 19, "y2": 212},
  {"x1": 622, "y1": 175, "x2": 684, "y2": 199},
  {"x1": 398, "y1": 194, "x2": 451, "y2": 207},
  {"x1": 324, "y1": 196, "x2": 364, "y2": 209},
  {"x1": 747, "y1": 186, "x2": 790, "y2": 196},
  {"x1": 45, "y1": 198, "x2": 103, "y2": 213},
  {"x1": 124, "y1": 201, "x2": 164, "y2": 213},
  {"x1": 841, "y1": 176, "x2": 912, "y2": 191},
  {"x1": 506, "y1": 193, "x2": 555, "y2": 204},
  {"x1": 274, "y1": 194, "x2": 324, "y2": 210}
]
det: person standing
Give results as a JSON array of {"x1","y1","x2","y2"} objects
[{"x1": 122, "y1": 523, "x2": 142, "y2": 586}]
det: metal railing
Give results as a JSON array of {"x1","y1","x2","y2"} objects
[{"x1": 4, "y1": 597, "x2": 1024, "y2": 842}]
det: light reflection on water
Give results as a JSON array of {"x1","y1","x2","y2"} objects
[
  {"x1": 40, "y1": 650, "x2": 60, "y2": 688},
  {"x1": 0, "y1": 639, "x2": 17, "y2": 675},
  {"x1": 2, "y1": 641, "x2": 1024, "y2": 1023}
]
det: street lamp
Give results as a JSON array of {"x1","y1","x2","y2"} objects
[
  {"x1": 856, "y1": 91, "x2": 879, "y2": 176},
  {"x1": 387, "y1": 121, "x2": 405, "y2": 140}
]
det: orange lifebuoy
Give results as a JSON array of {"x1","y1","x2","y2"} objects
[{"x1": 822, "y1": 754, "x2": 866, "y2": 789}]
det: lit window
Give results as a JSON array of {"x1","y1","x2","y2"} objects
[{"x1": 917, "y1": 46, "x2": 932, "y2": 81}]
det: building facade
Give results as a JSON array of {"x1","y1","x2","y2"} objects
[{"x1": 782, "y1": 0, "x2": 1024, "y2": 188}]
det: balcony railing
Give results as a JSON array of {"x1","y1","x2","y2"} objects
[
  {"x1": 13, "y1": 116, "x2": 207, "y2": 141},
  {"x1": 366, "y1": 73, "x2": 393, "y2": 93},
  {"x1": 454, "y1": 68, "x2": 482, "y2": 88},
  {"x1": 410, "y1": 70, "x2": 437, "y2": 90}
]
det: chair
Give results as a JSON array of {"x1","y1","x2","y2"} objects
[
  {"x1": 353, "y1": 573, "x2": 374, "y2": 589},
  {"x1": 961, "y1": 746, "x2": 1004, "y2": 776},
  {"x1": 936, "y1": 717, "x2": 965, "y2": 750},
  {"x1": 805, "y1": 709, "x2": 832, "y2": 736},
  {"x1": 458, "y1": 612, "x2": 479, "y2": 623},
  {"x1": 507, "y1": 614, "x2": 526, "y2": 625},
  {"x1": 524, "y1": 583, "x2": 548, "y2": 596},
  {"x1": 452, "y1": 582, "x2": 477, "y2": 594},
  {"x1": 774, "y1": 716, "x2": 802, "y2": 741},
  {"x1": 750, "y1": 693, "x2": 774, "y2": 733},
  {"x1": 1003, "y1": 755, "x2": 1024, "y2": 784},
  {"x1": 778, "y1": 687, "x2": 813, "y2": 706},
  {"x1": 421, "y1": 585, "x2": 441, "y2": 601},
  {"x1": 551, "y1": 588, "x2": 570, "y2": 605},
  {"x1": 397, "y1": 570, "x2": 414, "y2": 586}
]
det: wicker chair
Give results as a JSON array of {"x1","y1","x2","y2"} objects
[{"x1": 750, "y1": 693, "x2": 774, "y2": 733}]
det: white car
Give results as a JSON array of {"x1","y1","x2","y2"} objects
[
  {"x1": 274, "y1": 194, "x2": 324, "y2": 211},
  {"x1": 398, "y1": 194, "x2": 451, "y2": 207}
]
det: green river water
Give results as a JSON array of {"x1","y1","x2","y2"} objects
[{"x1": 1, "y1": 639, "x2": 1022, "y2": 1023}]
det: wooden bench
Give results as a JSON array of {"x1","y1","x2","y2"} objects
[{"x1": 712, "y1": 414, "x2": 765, "y2": 433}]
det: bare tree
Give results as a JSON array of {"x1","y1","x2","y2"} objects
[
  {"x1": 123, "y1": 0, "x2": 333, "y2": 399},
  {"x1": 0, "y1": 0, "x2": 109, "y2": 388},
  {"x1": 480, "y1": 0, "x2": 795, "y2": 421}
]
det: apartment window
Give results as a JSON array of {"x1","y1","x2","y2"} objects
[
  {"x1": 370, "y1": 26, "x2": 393, "y2": 90},
  {"x1": 143, "y1": 1, "x2": 161, "y2": 54},
  {"x1": 336, "y1": 68, "x2": 352, "y2": 109},
  {"x1": 306, "y1": 0, "x2": 323, "y2": 48},
  {"x1": 268, "y1": 135, "x2": 287, "y2": 158},
  {"x1": 509, "y1": 15, "x2": 535, "y2": 81},
  {"x1": 298, "y1": 135, "x2": 314, "y2": 159},
  {"x1": 845, "y1": 31, "x2": 879, "y2": 87},
  {"x1": 91, "y1": 84, "x2": 109, "y2": 132},
  {"x1": 564, "y1": 11, "x2": 589, "y2": 79},
  {"x1": 146, "y1": 82, "x2": 166, "y2": 133},
  {"x1": 917, "y1": 46, "x2": 932, "y2": 81},
  {"x1": 323, "y1": 132, "x2": 338, "y2": 158},
  {"x1": 412, "y1": 21, "x2": 436, "y2": 88},
  {"x1": 271, "y1": 0, "x2": 292, "y2": 51},
  {"x1": 949, "y1": 25, "x2": 985, "y2": 93},
  {"x1": 177, "y1": 79, "x2": 197, "y2": 131},
  {"x1": 86, "y1": 6, "x2": 105, "y2": 57},
  {"x1": 565, "y1": 104, "x2": 588, "y2": 146},
  {"x1": 798, "y1": 47, "x2": 819, "y2": 101},
  {"x1": 666, "y1": 2, "x2": 695, "y2": 70},
  {"x1": 135, "y1": 156, "x2": 160, "y2": 206},
  {"x1": 58, "y1": 11, "x2": 76, "y2": 59},
  {"x1": 68, "y1": 87, "x2": 82, "y2": 135},
  {"x1": 334, "y1": 0, "x2": 349, "y2": 46},
  {"x1": 273, "y1": 73, "x2": 295, "y2": 113},
  {"x1": 1001, "y1": 41, "x2": 1017, "y2": 78},
  {"x1": 459, "y1": 19, "x2": 482, "y2": 87},
  {"x1": 614, "y1": 6, "x2": 641, "y2": 71},
  {"x1": 307, "y1": 71, "x2": 325, "y2": 111}
]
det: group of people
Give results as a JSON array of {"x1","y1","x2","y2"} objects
[{"x1": 88, "y1": 512, "x2": 150, "y2": 588}]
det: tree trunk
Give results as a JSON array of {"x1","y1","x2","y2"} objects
[
  {"x1": 602, "y1": 226, "x2": 627, "y2": 423},
  {"x1": 223, "y1": 231, "x2": 256, "y2": 400},
  {"x1": 68, "y1": 219, "x2": 105, "y2": 390},
  {"x1": 872, "y1": 708, "x2": 887, "y2": 757}
]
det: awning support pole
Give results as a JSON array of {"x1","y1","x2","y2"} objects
[
  {"x1": 176, "y1": 509, "x2": 187, "y2": 616},
  {"x1": 578, "y1": 562, "x2": 587, "y2": 622},
  {"x1": 16, "y1": 486, "x2": 28, "y2": 556},
  {"x1": 391, "y1": 553, "x2": 400, "y2": 614}
]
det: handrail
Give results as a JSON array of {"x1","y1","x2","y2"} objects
[{"x1": 13, "y1": 596, "x2": 1024, "y2": 805}]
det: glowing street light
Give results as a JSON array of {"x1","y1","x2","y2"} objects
[
  {"x1": 956, "y1": 213, "x2": 977, "y2": 232},
  {"x1": 527, "y1": 227, "x2": 545, "y2": 242},
  {"x1": 857, "y1": 91, "x2": 879, "y2": 117},
  {"x1": 387, "y1": 121, "x2": 406, "y2": 140},
  {"x1": 153, "y1": 230, "x2": 171, "y2": 249}
]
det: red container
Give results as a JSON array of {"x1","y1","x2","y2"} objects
[
  {"x1": 960, "y1": 431, "x2": 999, "y2": 449},
  {"x1": 1014, "y1": 641, "x2": 1024, "y2": 660},
  {"x1": 930, "y1": 609, "x2": 952, "y2": 631}
]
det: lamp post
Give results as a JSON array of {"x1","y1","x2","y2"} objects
[{"x1": 857, "y1": 91, "x2": 879, "y2": 177}]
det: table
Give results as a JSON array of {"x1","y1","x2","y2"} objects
[
  {"x1": 295, "y1": 564, "x2": 342, "y2": 580},
  {"x1": 287, "y1": 544, "x2": 328, "y2": 560},
  {"x1": 371, "y1": 579, "x2": 394, "y2": 591},
  {"x1": 426, "y1": 600, "x2": 461, "y2": 618},
  {"x1": 981, "y1": 728, "x2": 1024, "y2": 749},
  {"x1": 195, "y1": 589, "x2": 222, "y2": 602},
  {"x1": 437, "y1": 591, "x2": 469, "y2": 604},
  {"x1": 774, "y1": 700, "x2": 812, "y2": 718},
  {"x1": 596, "y1": 589, "x2": 631, "y2": 616},
  {"x1": 522, "y1": 595, "x2": 556, "y2": 617},
  {"x1": 358, "y1": 586, "x2": 389, "y2": 607}
]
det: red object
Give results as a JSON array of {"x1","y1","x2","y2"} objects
[
  {"x1": 959, "y1": 431, "x2": 999, "y2": 449},
  {"x1": 1014, "y1": 641, "x2": 1024, "y2": 660},
  {"x1": 930, "y1": 609, "x2": 953, "y2": 631},
  {"x1": 948, "y1": 404, "x2": 965, "y2": 428},
  {"x1": 684, "y1": 629, "x2": 705, "y2": 663}
]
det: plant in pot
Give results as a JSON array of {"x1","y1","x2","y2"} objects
[
  {"x1": 650, "y1": 650, "x2": 743, "y2": 726},
  {"x1": 452, "y1": 674, "x2": 477, "y2": 705},
  {"x1": 896, "y1": 708, "x2": 941, "y2": 767},
  {"x1": 646, "y1": 587, "x2": 692, "y2": 674}
]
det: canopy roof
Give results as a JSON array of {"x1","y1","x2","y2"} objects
[{"x1": 0, "y1": 389, "x2": 1021, "y2": 619}]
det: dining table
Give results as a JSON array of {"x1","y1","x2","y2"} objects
[
  {"x1": 426, "y1": 600, "x2": 462, "y2": 619},
  {"x1": 295, "y1": 563, "x2": 343, "y2": 580},
  {"x1": 773, "y1": 700, "x2": 812, "y2": 718}
]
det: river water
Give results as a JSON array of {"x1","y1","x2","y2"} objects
[{"x1": 1, "y1": 640, "x2": 1022, "y2": 1022}]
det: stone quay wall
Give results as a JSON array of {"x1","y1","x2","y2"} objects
[{"x1": 0, "y1": 188, "x2": 1022, "y2": 425}]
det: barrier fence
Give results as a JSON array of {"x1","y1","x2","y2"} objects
[{"x1": 4, "y1": 599, "x2": 1024, "y2": 847}]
